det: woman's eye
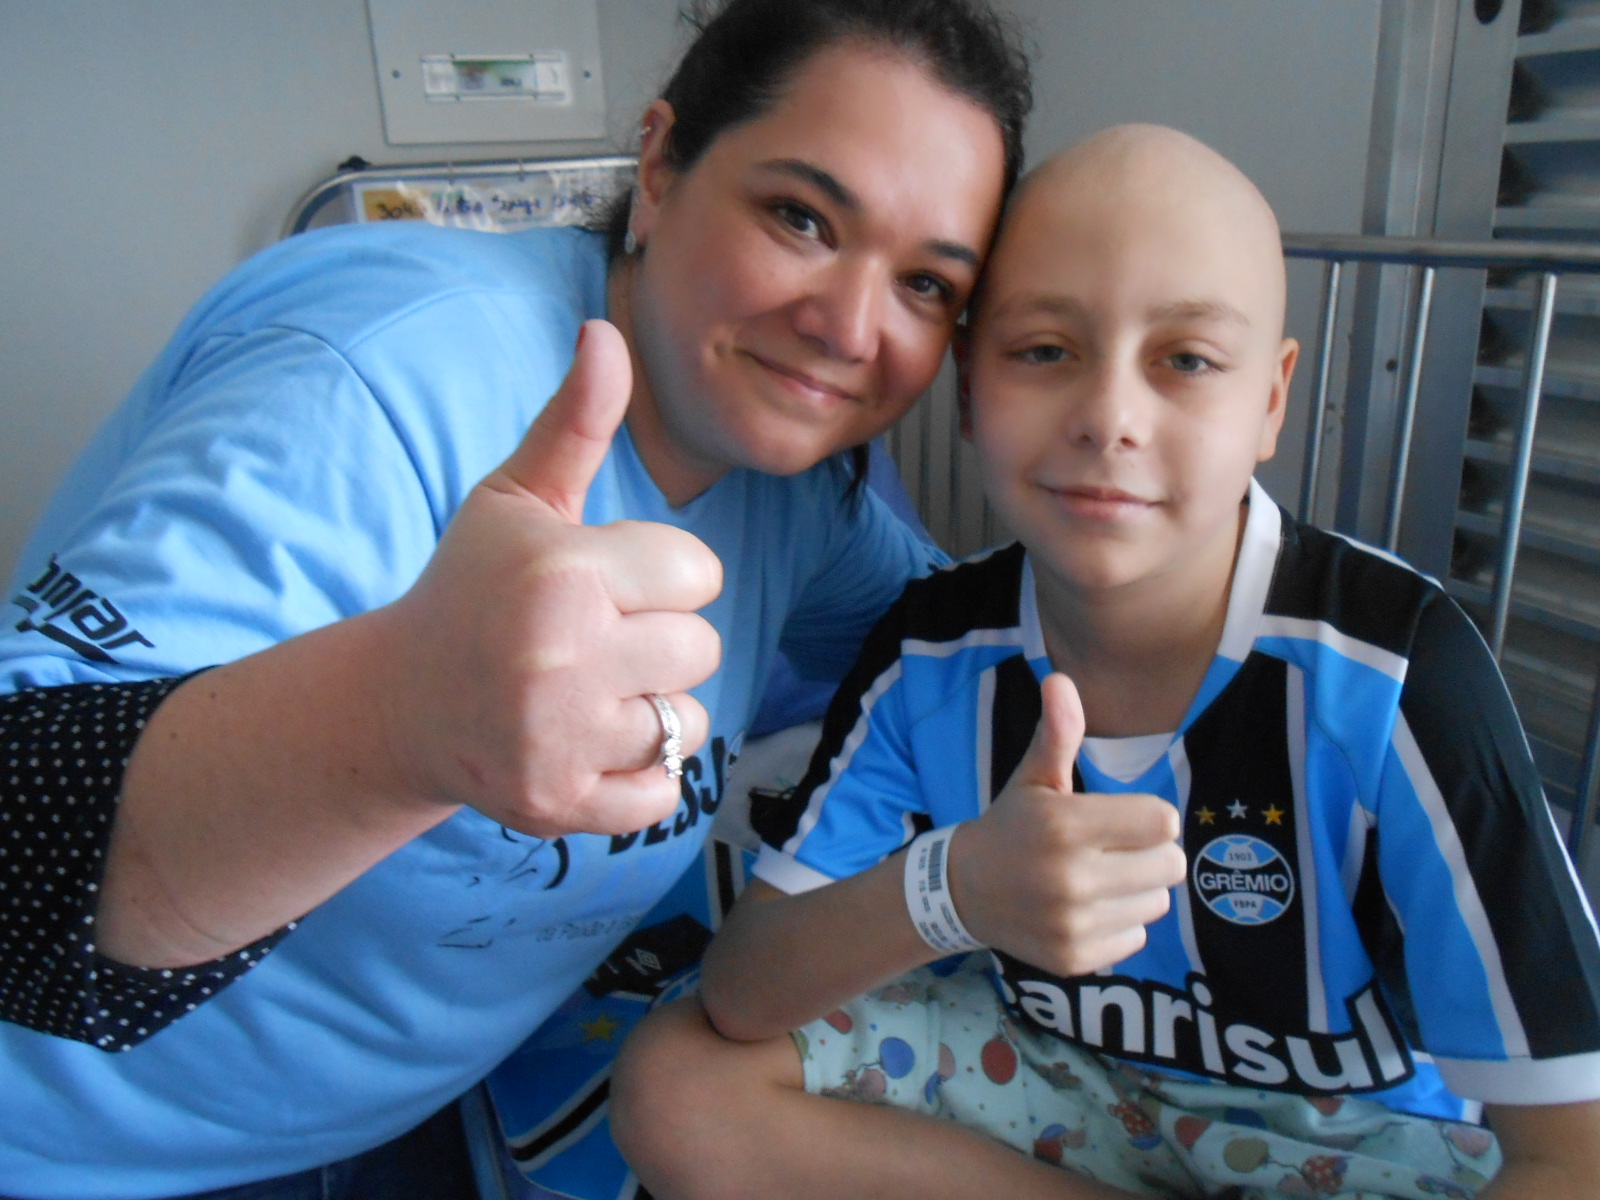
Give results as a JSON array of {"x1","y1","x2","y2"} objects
[
  {"x1": 904, "y1": 272, "x2": 955, "y2": 304},
  {"x1": 773, "y1": 201, "x2": 823, "y2": 239}
]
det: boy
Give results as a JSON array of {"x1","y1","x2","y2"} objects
[{"x1": 612, "y1": 125, "x2": 1600, "y2": 1198}]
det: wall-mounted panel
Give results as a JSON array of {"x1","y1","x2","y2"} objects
[{"x1": 368, "y1": 0, "x2": 606, "y2": 144}]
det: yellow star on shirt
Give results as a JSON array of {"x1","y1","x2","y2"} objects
[
  {"x1": 1197, "y1": 806, "x2": 1216, "y2": 825},
  {"x1": 580, "y1": 1013, "x2": 623, "y2": 1043},
  {"x1": 1263, "y1": 804, "x2": 1286, "y2": 826}
]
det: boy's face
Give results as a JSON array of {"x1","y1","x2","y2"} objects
[{"x1": 962, "y1": 129, "x2": 1298, "y2": 602}]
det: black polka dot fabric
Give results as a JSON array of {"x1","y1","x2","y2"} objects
[{"x1": 1, "y1": 679, "x2": 294, "y2": 1051}]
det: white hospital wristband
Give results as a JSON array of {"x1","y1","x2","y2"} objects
[{"x1": 903, "y1": 827, "x2": 985, "y2": 955}]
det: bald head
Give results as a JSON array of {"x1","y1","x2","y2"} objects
[
  {"x1": 1018, "y1": 124, "x2": 1278, "y2": 224},
  {"x1": 961, "y1": 122, "x2": 1300, "y2": 525},
  {"x1": 979, "y1": 124, "x2": 1288, "y2": 340}
]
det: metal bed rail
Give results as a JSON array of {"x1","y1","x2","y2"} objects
[{"x1": 1284, "y1": 232, "x2": 1600, "y2": 863}]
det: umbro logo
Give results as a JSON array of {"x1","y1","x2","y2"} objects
[{"x1": 10, "y1": 555, "x2": 155, "y2": 665}]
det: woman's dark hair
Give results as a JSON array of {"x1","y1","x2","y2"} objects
[
  {"x1": 605, "y1": 0, "x2": 1031, "y2": 259},
  {"x1": 605, "y1": 0, "x2": 1033, "y2": 497}
]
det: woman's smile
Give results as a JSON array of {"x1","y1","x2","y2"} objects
[
  {"x1": 617, "y1": 40, "x2": 1006, "y2": 504},
  {"x1": 742, "y1": 349, "x2": 859, "y2": 414}
]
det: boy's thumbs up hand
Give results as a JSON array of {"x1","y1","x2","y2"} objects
[
  {"x1": 1017, "y1": 664, "x2": 1087, "y2": 792},
  {"x1": 949, "y1": 672, "x2": 1187, "y2": 977},
  {"x1": 376, "y1": 320, "x2": 724, "y2": 838}
]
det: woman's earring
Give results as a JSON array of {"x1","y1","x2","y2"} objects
[{"x1": 623, "y1": 229, "x2": 639, "y2": 255}]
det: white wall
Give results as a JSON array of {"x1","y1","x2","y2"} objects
[
  {"x1": 0, "y1": 1, "x2": 1381, "y2": 573},
  {"x1": 0, "y1": 0, "x2": 689, "y2": 575}
]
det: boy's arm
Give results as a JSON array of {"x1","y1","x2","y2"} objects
[
  {"x1": 699, "y1": 873, "x2": 934, "y2": 1042},
  {"x1": 1483, "y1": 1100, "x2": 1600, "y2": 1198},
  {"x1": 1368, "y1": 591, "x2": 1600, "y2": 1113},
  {"x1": 704, "y1": 583, "x2": 942, "y2": 1041},
  {"x1": 700, "y1": 674, "x2": 1184, "y2": 1043}
]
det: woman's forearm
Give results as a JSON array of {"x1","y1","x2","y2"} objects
[
  {"x1": 98, "y1": 608, "x2": 456, "y2": 967},
  {"x1": 98, "y1": 323, "x2": 724, "y2": 969}
]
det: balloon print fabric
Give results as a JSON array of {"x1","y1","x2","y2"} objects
[{"x1": 794, "y1": 955, "x2": 1501, "y2": 1198}]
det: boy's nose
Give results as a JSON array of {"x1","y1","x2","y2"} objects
[
  {"x1": 793, "y1": 260, "x2": 884, "y2": 363},
  {"x1": 1070, "y1": 360, "x2": 1150, "y2": 451}
]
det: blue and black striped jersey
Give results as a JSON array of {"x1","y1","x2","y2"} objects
[{"x1": 753, "y1": 481, "x2": 1600, "y2": 1121}]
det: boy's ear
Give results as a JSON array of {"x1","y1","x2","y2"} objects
[
  {"x1": 1256, "y1": 336, "x2": 1299, "y2": 463},
  {"x1": 953, "y1": 323, "x2": 975, "y2": 440},
  {"x1": 628, "y1": 100, "x2": 678, "y2": 251}
]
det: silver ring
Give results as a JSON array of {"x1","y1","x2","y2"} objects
[{"x1": 646, "y1": 693, "x2": 684, "y2": 780}]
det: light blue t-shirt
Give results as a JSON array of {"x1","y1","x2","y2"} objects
[{"x1": 0, "y1": 223, "x2": 936, "y2": 1198}]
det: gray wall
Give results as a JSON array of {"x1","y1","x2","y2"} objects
[{"x1": 0, "y1": 1, "x2": 1381, "y2": 574}]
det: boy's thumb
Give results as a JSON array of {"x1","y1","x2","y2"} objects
[
  {"x1": 1017, "y1": 672, "x2": 1086, "y2": 792},
  {"x1": 497, "y1": 319, "x2": 633, "y2": 522}
]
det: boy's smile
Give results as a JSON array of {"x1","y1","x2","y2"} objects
[
  {"x1": 1046, "y1": 484, "x2": 1158, "y2": 521},
  {"x1": 964, "y1": 125, "x2": 1298, "y2": 618}
]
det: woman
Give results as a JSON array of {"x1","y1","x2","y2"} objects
[{"x1": 0, "y1": 0, "x2": 1029, "y2": 1196}]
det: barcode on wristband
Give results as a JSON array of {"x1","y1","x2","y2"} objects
[
  {"x1": 926, "y1": 837, "x2": 946, "y2": 892},
  {"x1": 903, "y1": 827, "x2": 983, "y2": 955}
]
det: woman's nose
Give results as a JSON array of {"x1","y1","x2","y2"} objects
[{"x1": 793, "y1": 260, "x2": 884, "y2": 363}]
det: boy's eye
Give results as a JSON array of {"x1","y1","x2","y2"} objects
[
  {"x1": 1014, "y1": 343, "x2": 1068, "y2": 365},
  {"x1": 1167, "y1": 351, "x2": 1215, "y2": 374}
]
